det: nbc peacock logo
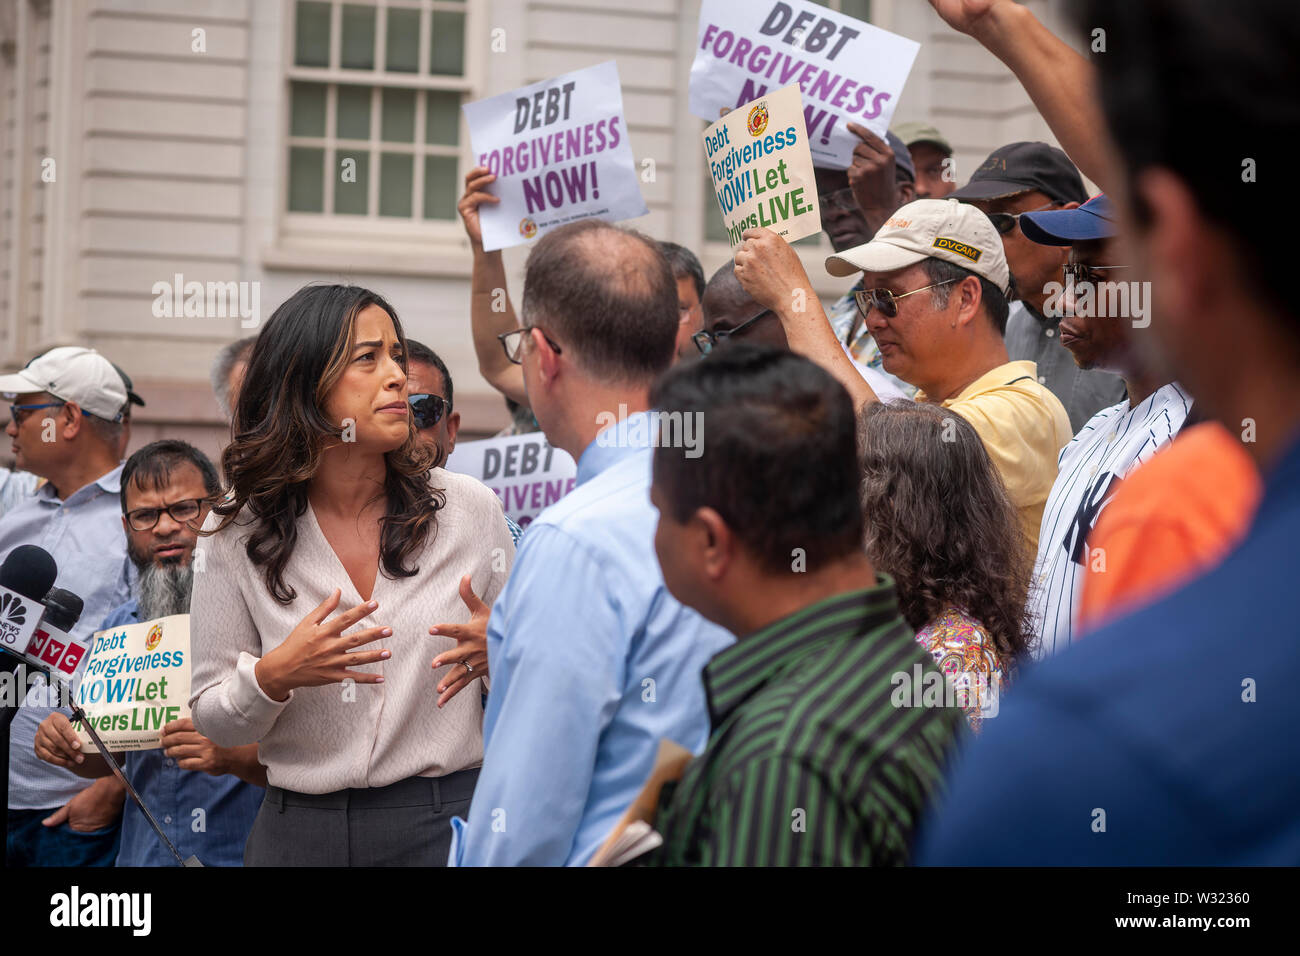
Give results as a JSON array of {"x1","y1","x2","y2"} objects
[{"x1": 0, "y1": 591, "x2": 29, "y2": 646}]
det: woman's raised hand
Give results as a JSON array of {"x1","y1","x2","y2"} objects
[{"x1": 255, "y1": 589, "x2": 392, "y2": 701}]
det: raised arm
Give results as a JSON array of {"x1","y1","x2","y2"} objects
[
  {"x1": 929, "y1": 0, "x2": 1113, "y2": 191},
  {"x1": 459, "y1": 166, "x2": 529, "y2": 407},
  {"x1": 734, "y1": 228, "x2": 881, "y2": 410}
]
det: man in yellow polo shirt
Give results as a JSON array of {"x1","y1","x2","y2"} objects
[{"x1": 733, "y1": 198, "x2": 1071, "y2": 554}]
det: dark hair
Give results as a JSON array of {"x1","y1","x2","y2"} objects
[
  {"x1": 658, "y1": 241, "x2": 705, "y2": 301},
  {"x1": 858, "y1": 401, "x2": 1031, "y2": 661},
  {"x1": 650, "y1": 344, "x2": 864, "y2": 575},
  {"x1": 405, "y1": 339, "x2": 453, "y2": 411},
  {"x1": 522, "y1": 220, "x2": 678, "y2": 384},
  {"x1": 121, "y1": 440, "x2": 220, "y2": 514},
  {"x1": 921, "y1": 256, "x2": 1010, "y2": 336},
  {"x1": 1078, "y1": 0, "x2": 1300, "y2": 332},
  {"x1": 209, "y1": 284, "x2": 440, "y2": 605}
]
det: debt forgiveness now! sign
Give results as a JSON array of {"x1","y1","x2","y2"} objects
[
  {"x1": 704, "y1": 83, "x2": 820, "y2": 247},
  {"x1": 463, "y1": 60, "x2": 648, "y2": 251},
  {"x1": 690, "y1": 0, "x2": 920, "y2": 168},
  {"x1": 71, "y1": 614, "x2": 191, "y2": 753},
  {"x1": 444, "y1": 434, "x2": 577, "y2": 528}
]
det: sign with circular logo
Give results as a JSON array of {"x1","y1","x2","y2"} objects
[
  {"x1": 746, "y1": 103, "x2": 769, "y2": 137},
  {"x1": 145, "y1": 622, "x2": 163, "y2": 652},
  {"x1": 519, "y1": 217, "x2": 538, "y2": 239}
]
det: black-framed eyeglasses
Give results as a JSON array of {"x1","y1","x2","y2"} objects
[
  {"x1": 817, "y1": 187, "x2": 859, "y2": 213},
  {"x1": 408, "y1": 393, "x2": 449, "y2": 430},
  {"x1": 124, "y1": 498, "x2": 212, "y2": 532},
  {"x1": 1062, "y1": 262, "x2": 1131, "y2": 285},
  {"x1": 853, "y1": 278, "x2": 962, "y2": 321},
  {"x1": 498, "y1": 326, "x2": 563, "y2": 365},
  {"x1": 8, "y1": 402, "x2": 66, "y2": 428},
  {"x1": 985, "y1": 201, "x2": 1061, "y2": 236},
  {"x1": 692, "y1": 308, "x2": 775, "y2": 354}
]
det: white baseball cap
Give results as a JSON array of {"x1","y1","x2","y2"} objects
[
  {"x1": 0, "y1": 346, "x2": 130, "y2": 422},
  {"x1": 825, "y1": 198, "x2": 1011, "y2": 295}
]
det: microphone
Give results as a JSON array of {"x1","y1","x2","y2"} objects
[{"x1": 0, "y1": 546, "x2": 87, "y2": 680}]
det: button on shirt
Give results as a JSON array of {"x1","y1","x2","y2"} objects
[
  {"x1": 449, "y1": 412, "x2": 736, "y2": 866},
  {"x1": 3, "y1": 464, "x2": 134, "y2": 811},
  {"x1": 918, "y1": 432, "x2": 1300, "y2": 865},
  {"x1": 1005, "y1": 301, "x2": 1127, "y2": 433},
  {"x1": 651, "y1": 584, "x2": 965, "y2": 866},
  {"x1": 103, "y1": 600, "x2": 264, "y2": 867},
  {"x1": 917, "y1": 361, "x2": 1074, "y2": 556}
]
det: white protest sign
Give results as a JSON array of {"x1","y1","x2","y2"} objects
[
  {"x1": 444, "y1": 435, "x2": 577, "y2": 528},
  {"x1": 71, "y1": 614, "x2": 191, "y2": 753},
  {"x1": 704, "y1": 83, "x2": 820, "y2": 247},
  {"x1": 689, "y1": 0, "x2": 920, "y2": 168},
  {"x1": 463, "y1": 60, "x2": 648, "y2": 252}
]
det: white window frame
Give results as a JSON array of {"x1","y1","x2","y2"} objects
[{"x1": 278, "y1": 0, "x2": 483, "y2": 246}]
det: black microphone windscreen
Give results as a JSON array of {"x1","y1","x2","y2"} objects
[
  {"x1": 0, "y1": 544, "x2": 59, "y2": 601},
  {"x1": 41, "y1": 587, "x2": 84, "y2": 631}
]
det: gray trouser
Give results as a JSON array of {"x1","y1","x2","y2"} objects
[{"x1": 244, "y1": 769, "x2": 479, "y2": 866}]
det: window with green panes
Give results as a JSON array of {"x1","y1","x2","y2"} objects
[
  {"x1": 286, "y1": 0, "x2": 468, "y2": 223},
  {"x1": 701, "y1": 0, "x2": 870, "y2": 247}
]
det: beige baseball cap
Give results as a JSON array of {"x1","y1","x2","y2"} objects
[
  {"x1": 825, "y1": 198, "x2": 1010, "y2": 295},
  {"x1": 0, "y1": 346, "x2": 130, "y2": 422}
]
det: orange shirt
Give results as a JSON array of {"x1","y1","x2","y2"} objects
[{"x1": 1077, "y1": 423, "x2": 1263, "y2": 633}]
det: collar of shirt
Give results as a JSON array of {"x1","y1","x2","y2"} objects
[
  {"x1": 917, "y1": 360, "x2": 1038, "y2": 407},
  {"x1": 702, "y1": 579, "x2": 901, "y2": 729},
  {"x1": 1019, "y1": 300, "x2": 1058, "y2": 330},
  {"x1": 575, "y1": 410, "x2": 655, "y2": 485},
  {"x1": 35, "y1": 462, "x2": 124, "y2": 507}
]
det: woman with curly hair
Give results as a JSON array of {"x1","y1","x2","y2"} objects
[
  {"x1": 188, "y1": 284, "x2": 514, "y2": 865},
  {"x1": 858, "y1": 401, "x2": 1031, "y2": 732}
]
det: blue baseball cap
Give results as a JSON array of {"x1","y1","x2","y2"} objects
[{"x1": 1020, "y1": 194, "x2": 1117, "y2": 246}]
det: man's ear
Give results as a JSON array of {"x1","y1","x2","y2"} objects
[
  {"x1": 896, "y1": 181, "x2": 916, "y2": 206},
  {"x1": 695, "y1": 506, "x2": 735, "y2": 582},
  {"x1": 533, "y1": 328, "x2": 561, "y2": 384},
  {"x1": 446, "y1": 410, "x2": 461, "y2": 447},
  {"x1": 954, "y1": 275, "x2": 983, "y2": 329},
  {"x1": 58, "y1": 401, "x2": 83, "y2": 440}
]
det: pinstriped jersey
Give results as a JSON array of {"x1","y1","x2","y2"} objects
[{"x1": 1029, "y1": 383, "x2": 1192, "y2": 659}]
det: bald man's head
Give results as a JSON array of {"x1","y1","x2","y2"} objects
[{"x1": 700, "y1": 261, "x2": 789, "y2": 352}]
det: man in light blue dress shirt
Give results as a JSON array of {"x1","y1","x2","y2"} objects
[{"x1": 449, "y1": 220, "x2": 734, "y2": 866}]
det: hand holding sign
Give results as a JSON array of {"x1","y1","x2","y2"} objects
[
  {"x1": 430, "y1": 574, "x2": 491, "y2": 708},
  {"x1": 846, "y1": 122, "x2": 903, "y2": 218},
  {"x1": 734, "y1": 227, "x2": 818, "y2": 316},
  {"x1": 160, "y1": 718, "x2": 230, "y2": 776},
  {"x1": 458, "y1": 165, "x2": 501, "y2": 250},
  {"x1": 254, "y1": 589, "x2": 392, "y2": 702}
]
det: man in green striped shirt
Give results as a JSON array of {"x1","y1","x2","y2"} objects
[{"x1": 645, "y1": 345, "x2": 965, "y2": 866}]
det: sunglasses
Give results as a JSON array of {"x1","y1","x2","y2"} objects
[
  {"x1": 692, "y1": 308, "x2": 775, "y2": 354},
  {"x1": 985, "y1": 201, "x2": 1061, "y2": 236},
  {"x1": 408, "y1": 393, "x2": 449, "y2": 430},
  {"x1": 853, "y1": 278, "x2": 962, "y2": 320},
  {"x1": 8, "y1": 401, "x2": 66, "y2": 428},
  {"x1": 1062, "y1": 262, "x2": 1131, "y2": 285}
]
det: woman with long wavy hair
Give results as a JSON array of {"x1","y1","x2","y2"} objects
[
  {"x1": 858, "y1": 401, "x2": 1031, "y2": 733},
  {"x1": 188, "y1": 284, "x2": 514, "y2": 866}
]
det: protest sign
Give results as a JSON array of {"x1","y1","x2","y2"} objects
[
  {"x1": 704, "y1": 84, "x2": 820, "y2": 246},
  {"x1": 463, "y1": 60, "x2": 648, "y2": 251},
  {"x1": 689, "y1": 0, "x2": 920, "y2": 168},
  {"x1": 444, "y1": 434, "x2": 577, "y2": 528},
  {"x1": 71, "y1": 614, "x2": 191, "y2": 753}
]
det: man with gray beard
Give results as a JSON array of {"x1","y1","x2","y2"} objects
[{"x1": 34, "y1": 440, "x2": 265, "y2": 866}]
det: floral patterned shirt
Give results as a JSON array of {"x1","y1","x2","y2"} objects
[{"x1": 915, "y1": 607, "x2": 1005, "y2": 734}]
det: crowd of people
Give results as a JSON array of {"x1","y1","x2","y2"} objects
[{"x1": 2, "y1": 0, "x2": 1296, "y2": 867}]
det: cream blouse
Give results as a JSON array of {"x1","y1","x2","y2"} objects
[{"x1": 189, "y1": 469, "x2": 514, "y2": 793}]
